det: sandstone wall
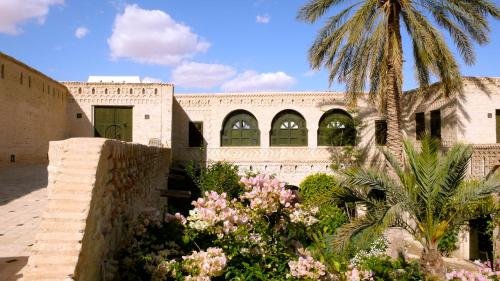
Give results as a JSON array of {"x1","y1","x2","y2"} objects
[
  {"x1": 456, "y1": 78, "x2": 500, "y2": 144},
  {"x1": 172, "y1": 92, "x2": 384, "y2": 185},
  {"x1": 63, "y1": 82, "x2": 174, "y2": 147},
  {"x1": 0, "y1": 52, "x2": 68, "y2": 166},
  {"x1": 23, "y1": 138, "x2": 170, "y2": 281}
]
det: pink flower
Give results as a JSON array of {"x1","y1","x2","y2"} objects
[{"x1": 288, "y1": 254, "x2": 326, "y2": 280}]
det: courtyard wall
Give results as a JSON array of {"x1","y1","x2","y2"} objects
[
  {"x1": 0, "y1": 52, "x2": 68, "y2": 166},
  {"x1": 23, "y1": 138, "x2": 170, "y2": 281}
]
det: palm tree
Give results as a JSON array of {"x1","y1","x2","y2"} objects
[
  {"x1": 298, "y1": 0, "x2": 499, "y2": 159},
  {"x1": 331, "y1": 137, "x2": 500, "y2": 278}
]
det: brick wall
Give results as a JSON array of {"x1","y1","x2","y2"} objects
[{"x1": 23, "y1": 138, "x2": 170, "y2": 281}]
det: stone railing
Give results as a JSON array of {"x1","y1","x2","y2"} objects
[
  {"x1": 470, "y1": 144, "x2": 500, "y2": 178},
  {"x1": 23, "y1": 138, "x2": 170, "y2": 281}
]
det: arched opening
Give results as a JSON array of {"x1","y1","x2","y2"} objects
[
  {"x1": 270, "y1": 110, "x2": 307, "y2": 146},
  {"x1": 318, "y1": 109, "x2": 356, "y2": 146},
  {"x1": 221, "y1": 110, "x2": 260, "y2": 146}
]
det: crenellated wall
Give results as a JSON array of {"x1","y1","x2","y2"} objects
[
  {"x1": 23, "y1": 138, "x2": 170, "y2": 281},
  {"x1": 0, "y1": 52, "x2": 69, "y2": 166}
]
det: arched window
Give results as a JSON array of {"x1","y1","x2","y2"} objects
[
  {"x1": 270, "y1": 110, "x2": 307, "y2": 146},
  {"x1": 318, "y1": 109, "x2": 356, "y2": 146},
  {"x1": 221, "y1": 110, "x2": 260, "y2": 146}
]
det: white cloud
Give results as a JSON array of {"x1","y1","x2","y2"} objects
[
  {"x1": 108, "y1": 4, "x2": 210, "y2": 66},
  {"x1": 74, "y1": 26, "x2": 88, "y2": 39},
  {"x1": 221, "y1": 71, "x2": 295, "y2": 92},
  {"x1": 0, "y1": 0, "x2": 64, "y2": 35},
  {"x1": 304, "y1": 70, "x2": 318, "y2": 77},
  {"x1": 172, "y1": 62, "x2": 236, "y2": 89},
  {"x1": 256, "y1": 14, "x2": 270, "y2": 24},
  {"x1": 142, "y1": 77, "x2": 163, "y2": 83}
]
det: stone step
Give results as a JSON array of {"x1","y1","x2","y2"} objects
[
  {"x1": 31, "y1": 248, "x2": 81, "y2": 257},
  {"x1": 42, "y1": 211, "x2": 88, "y2": 221},
  {"x1": 46, "y1": 200, "x2": 89, "y2": 213},
  {"x1": 23, "y1": 271, "x2": 75, "y2": 281},
  {"x1": 39, "y1": 220, "x2": 86, "y2": 232},
  {"x1": 28, "y1": 254, "x2": 79, "y2": 265},
  {"x1": 51, "y1": 173, "x2": 96, "y2": 184},
  {"x1": 39, "y1": 216, "x2": 86, "y2": 224},
  {"x1": 35, "y1": 231, "x2": 84, "y2": 242},
  {"x1": 53, "y1": 166, "x2": 97, "y2": 176},
  {"x1": 60, "y1": 157, "x2": 100, "y2": 166},
  {"x1": 48, "y1": 192, "x2": 91, "y2": 201},
  {"x1": 33, "y1": 241, "x2": 81, "y2": 252},
  {"x1": 46, "y1": 198, "x2": 89, "y2": 208},
  {"x1": 48, "y1": 180, "x2": 95, "y2": 192}
]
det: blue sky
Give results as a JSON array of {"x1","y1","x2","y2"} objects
[{"x1": 0, "y1": 0, "x2": 499, "y2": 93}]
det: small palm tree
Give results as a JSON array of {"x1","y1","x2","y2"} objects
[
  {"x1": 298, "y1": 0, "x2": 499, "y2": 159},
  {"x1": 332, "y1": 137, "x2": 500, "y2": 278}
]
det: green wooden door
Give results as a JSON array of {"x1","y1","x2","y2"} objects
[
  {"x1": 221, "y1": 112, "x2": 260, "y2": 146},
  {"x1": 270, "y1": 112, "x2": 307, "y2": 146},
  {"x1": 94, "y1": 106, "x2": 132, "y2": 142}
]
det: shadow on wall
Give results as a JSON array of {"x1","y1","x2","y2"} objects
[
  {"x1": 401, "y1": 78, "x2": 500, "y2": 146},
  {"x1": 317, "y1": 96, "x2": 385, "y2": 170},
  {"x1": 171, "y1": 98, "x2": 208, "y2": 167}
]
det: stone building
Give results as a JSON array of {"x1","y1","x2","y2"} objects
[
  {"x1": 3, "y1": 51, "x2": 500, "y2": 184},
  {"x1": 2, "y1": 51, "x2": 500, "y2": 266}
]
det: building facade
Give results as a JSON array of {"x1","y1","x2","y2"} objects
[{"x1": 2, "y1": 52, "x2": 500, "y2": 184}]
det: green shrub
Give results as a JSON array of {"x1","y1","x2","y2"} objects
[
  {"x1": 299, "y1": 173, "x2": 337, "y2": 202},
  {"x1": 186, "y1": 161, "x2": 243, "y2": 198},
  {"x1": 438, "y1": 227, "x2": 459, "y2": 256},
  {"x1": 360, "y1": 255, "x2": 426, "y2": 281},
  {"x1": 299, "y1": 173, "x2": 347, "y2": 235}
]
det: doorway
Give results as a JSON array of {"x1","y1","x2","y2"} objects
[{"x1": 94, "y1": 106, "x2": 133, "y2": 142}]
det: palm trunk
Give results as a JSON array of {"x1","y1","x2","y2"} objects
[
  {"x1": 420, "y1": 246, "x2": 446, "y2": 279},
  {"x1": 385, "y1": 2, "x2": 404, "y2": 161}
]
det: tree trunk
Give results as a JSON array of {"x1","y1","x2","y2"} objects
[
  {"x1": 420, "y1": 246, "x2": 446, "y2": 280},
  {"x1": 385, "y1": 2, "x2": 404, "y2": 161}
]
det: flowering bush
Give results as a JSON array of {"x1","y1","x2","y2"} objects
[
  {"x1": 120, "y1": 174, "x2": 331, "y2": 280},
  {"x1": 288, "y1": 254, "x2": 327, "y2": 280},
  {"x1": 446, "y1": 268, "x2": 500, "y2": 281},
  {"x1": 349, "y1": 237, "x2": 388, "y2": 267},
  {"x1": 447, "y1": 260, "x2": 500, "y2": 281}
]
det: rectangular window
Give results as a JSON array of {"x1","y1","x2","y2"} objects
[
  {"x1": 496, "y1": 110, "x2": 500, "y2": 143},
  {"x1": 189, "y1": 121, "x2": 203, "y2": 147},
  {"x1": 28, "y1": 76, "x2": 31, "y2": 88},
  {"x1": 20, "y1": 72, "x2": 23, "y2": 85},
  {"x1": 415, "y1": 112, "x2": 425, "y2": 140},
  {"x1": 1, "y1": 64, "x2": 4, "y2": 79},
  {"x1": 375, "y1": 120, "x2": 387, "y2": 146},
  {"x1": 430, "y1": 110, "x2": 441, "y2": 140}
]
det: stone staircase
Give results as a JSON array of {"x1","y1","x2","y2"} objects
[{"x1": 22, "y1": 141, "x2": 103, "y2": 281}]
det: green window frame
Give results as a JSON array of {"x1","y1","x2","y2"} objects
[
  {"x1": 318, "y1": 109, "x2": 355, "y2": 146},
  {"x1": 270, "y1": 110, "x2": 307, "y2": 146},
  {"x1": 221, "y1": 111, "x2": 260, "y2": 146}
]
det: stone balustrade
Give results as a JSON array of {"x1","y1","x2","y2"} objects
[{"x1": 22, "y1": 138, "x2": 170, "y2": 281}]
